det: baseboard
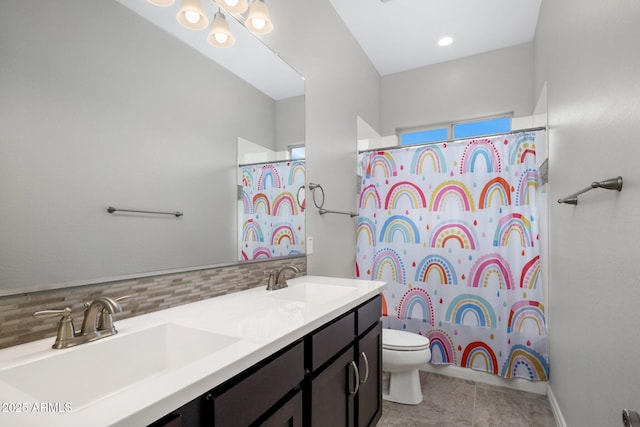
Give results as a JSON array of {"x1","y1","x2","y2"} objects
[
  {"x1": 546, "y1": 385, "x2": 567, "y2": 427},
  {"x1": 421, "y1": 364, "x2": 547, "y2": 395}
]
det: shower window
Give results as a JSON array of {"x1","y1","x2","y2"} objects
[{"x1": 400, "y1": 115, "x2": 512, "y2": 146}]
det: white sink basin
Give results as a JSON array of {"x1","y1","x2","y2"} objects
[
  {"x1": 266, "y1": 283, "x2": 358, "y2": 304},
  {"x1": 0, "y1": 323, "x2": 238, "y2": 408}
]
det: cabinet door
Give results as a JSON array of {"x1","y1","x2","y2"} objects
[
  {"x1": 309, "y1": 347, "x2": 356, "y2": 427},
  {"x1": 258, "y1": 389, "x2": 303, "y2": 427},
  {"x1": 214, "y1": 342, "x2": 304, "y2": 426},
  {"x1": 357, "y1": 322, "x2": 382, "y2": 427}
]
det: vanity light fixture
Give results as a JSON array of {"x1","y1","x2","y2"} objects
[
  {"x1": 438, "y1": 36, "x2": 454, "y2": 47},
  {"x1": 215, "y1": 0, "x2": 249, "y2": 14},
  {"x1": 208, "y1": 11, "x2": 235, "y2": 47},
  {"x1": 147, "y1": 0, "x2": 176, "y2": 6},
  {"x1": 147, "y1": 0, "x2": 273, "y2": 49},
  {"x1": 177, "y1": 0, "x2": 209, "y2": 30},
  {"x1": 244, "y1": 0, "x2": 273, "y2": 34}
]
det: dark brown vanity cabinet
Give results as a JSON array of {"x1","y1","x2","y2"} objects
[
  {"x1": 306, "y1": 295, "x2": 382, "y2": 427},
  {"x1": 148, "y1": 295, "x2": 382, "y2": 427}
]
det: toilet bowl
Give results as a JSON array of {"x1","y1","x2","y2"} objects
[{"x1": 382, "y1": 328, "x2": 431, "y2": 405}]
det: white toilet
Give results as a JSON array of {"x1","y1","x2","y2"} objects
[{"x1": 382, "y1": 328, "x2": 431, "y2": 405}]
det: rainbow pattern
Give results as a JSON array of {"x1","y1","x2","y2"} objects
[
  {"x1": 493, "y1": 213, "x2": 534, "y2": 248},
  {"x1": 373, "y1": 248, "x2": 406, "y2": 284},
  {"x1": 242, "y1": 191, "x2": 252, "y2": 214},
  {"x1": 272, "y1": 192, "x2": 298, "y2": 216},
  {"x1": 430, "y1": 220, "x2": 478, "y2": 250},
  {"x1": 478, "y1": 177, "x2": 512, "y2": 209},
  {"x1": 520, "y1": 256, "x2": 541, "y2": 289},
  {"x1": 381, "y1": 293, "x2": 388, "y2": 317},
  {"x1": 384, "y1": 181, "x2": 427, "y2": 209},
  {"x1": 461, "y1": 341, "x2": 499, "y2": 374},
  {"x1": 357, "y1": 217, "x2": 376, "y2": 246},
  {"x1": 365, "y1": 151, "x2": 398, "y2": 178},
  {"x1": 356, "y1": 130, "x2": 547, "y2": 381},
  {"x1": 241, "y1": 160, "x2": 304, "y2": 260},
  {"x1": 415, "y1": 254, "x2": 458, "y2": 285},
  {"x1": 500, "y1": 345, "x2": 549, "y2": 381},
  {"x1": 252, "y1": 247, "x2": 271, "y2": 259},
  {"x1": 252, "y1": 193, "x2": 271, "y2": 215},
  {"x1": 515, "y1": 168, "x2": 538, "y2": 206},
  {"x1": 397, "y1": 288, "x2": 434, "y2": 325},
  {"x1": 359, "y1": 184, "x2": 382, "y2": 209},
  {"x1": 257, "y1": 164, "x2": 282, "y2": 190},
  {"x1": 287, "y1": 161, "x2": 305, "y2": 185},
  {"x1": 241, "y1": 168, "x2": 254, "y2": 187},
  {"x1": 468, "y1": 253, "x2": 515, "y2": 290},
  {"x1": 430, "y1": 180, "x2": 476, "y2": 212},
  {"x1": 509, "y1": 133, "x2": 537, "y2": 165},
  {"x1": 459, "y1": 139, "x2": 502, "y2": 173},
  {"x1": 271, "y1": 224, "x2": 296, "y2": 245},
  {"x1": 410, "y1": 145, "x2": 447, "y2": 173},
  {"x1": 445, "y1": 294, "x2": 497, "y2": 328},
  {"x1": 379, "y1": 215, "x2": 421, "y2": 244},
  {"x1": 507, "y1": 301, "x2": 546, "y2": 335},
  {"x1": 242, "y1": 219, "x2": 264, "y2": 242},
  {"x1": 427, "y1": 330, "x2": 457, "y2": 364}
]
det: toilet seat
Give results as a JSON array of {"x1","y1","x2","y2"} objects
[{"x1": 382, "y1": 329, "x2": 430, "y2": 351}]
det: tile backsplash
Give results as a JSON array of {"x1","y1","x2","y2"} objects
[{"x1": 0, "y1": 257, "x2": 306, "y2": 349}]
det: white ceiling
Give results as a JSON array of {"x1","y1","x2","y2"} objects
[
  {"x1": 117, "y1": 0, "x2": 541, "y2": 99},
  {"x1": 329, "y1": 0, "x2": 542, "y2": 75}
]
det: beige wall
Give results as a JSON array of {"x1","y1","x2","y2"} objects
[
  {"x1": 381, "y1": 43, "x2": 534, "y2": 136},
  {"x1": 535, "y1": 0, "x2": 640, "y2": 425},
  {"x1": 265, "y1": 0, "x2": 382, "y2": 278}
]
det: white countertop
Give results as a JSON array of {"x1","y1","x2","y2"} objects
[{"x1": 0, "y1": 275, "x2": 385, "y2": 426}]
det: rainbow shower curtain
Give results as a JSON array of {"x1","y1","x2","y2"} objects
[
  {"x1": 240, "y1": 160, "x2": 305, "y2": 260},
  {"x1": 356, "y1": 132, "x2": 549, "y2": 381}
]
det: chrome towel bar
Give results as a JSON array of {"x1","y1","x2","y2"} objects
[
  {"x1": 107, "y1": 206, "x2": 183, "y2": 217},
  {"x1": 308, "y1": 183, "x2": 357, "y2": 218},
  {"x1": 557, "y1": 176, "x2": 623, "y2": 205}
]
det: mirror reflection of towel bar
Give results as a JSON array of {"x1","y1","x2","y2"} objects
[
  {"x1": 557, "y1": 176, "x2": 623, "y2": 205},
  {"x1": 107, "y1": 206, "x2": 183, "y2": 217}
]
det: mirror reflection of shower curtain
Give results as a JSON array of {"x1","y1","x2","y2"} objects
[
  {"x1": 239, "y1": 160, "x2": 305, "y2": 260},
  {"x1": 356, "y1": 131, "x2": 549, "y2": 381}
]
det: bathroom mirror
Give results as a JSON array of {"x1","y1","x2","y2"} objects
[{"x1": 0, "y1": 0, "x2": 304, "y2": 296}]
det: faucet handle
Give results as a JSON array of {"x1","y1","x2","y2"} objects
[
  {"x1": 33, "y1": 307, "x2": 72, "y2": 319},
  {"x1": 264, "y1": 270, "x2": 277, "y2": 290},
  {"x1": 33, "y1": 307, "x2": 76, "y2": 349}
]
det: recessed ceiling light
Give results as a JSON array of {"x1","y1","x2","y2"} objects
[{"x1": 438, "y1": 36, "x2": 454, "y2": 47}]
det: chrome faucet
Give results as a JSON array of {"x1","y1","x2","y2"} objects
[
  {"x1": 264, "y1": 265, "x2": 300, "y2": 291},
  {"x1": 80, "y1": 296, "x2": 123, "y2": 338},
  {"x1": 277, "y1": 265, "x2": 299, "y2": 287},
  {"x1": 33, "y1": 296, "x2": 125, "y2": 349}
]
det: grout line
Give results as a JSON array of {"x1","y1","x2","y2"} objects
[{"x1": 471, "y1": 383, "x2": 476, "y2": 427}]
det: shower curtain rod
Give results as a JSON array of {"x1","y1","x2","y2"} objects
[
  {"x1": 358, "y1": 126, "x2": 547, "y2": 154},
  {"x1": 238, "y1": 158, "x2": 305, "y2": 167}
]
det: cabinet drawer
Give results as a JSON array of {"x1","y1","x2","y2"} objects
[
  {"x1": 356, "y1": 295, "x2": 381, "y2": 337},
  {"x1": 213, "y1": 341, "x2": 304, "y2": 426},
  {"x1": 310, "y1": 312, "x2": 355, "y2": 371}
]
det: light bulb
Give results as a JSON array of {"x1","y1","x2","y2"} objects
[
  {"x1": 185, "y1": 10, "x2": 201, "y2": 24},
  {"x1": 225, "y1": 0, "x2": 239, "y2": 6},
  {"x1": 251, "y1": 18, "x2": 266, "y2": 30},
  {"x1": 214, "y1": 33, "x2": 228, "y2": 43}
]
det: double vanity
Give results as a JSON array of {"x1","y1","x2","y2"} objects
[{"x1": 0, "y1": 275, "x2": 385, "y2": 426}]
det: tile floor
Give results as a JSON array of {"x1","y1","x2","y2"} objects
[{"x1": 377, "y1": 372, "x2": 556, "y2": 427}]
